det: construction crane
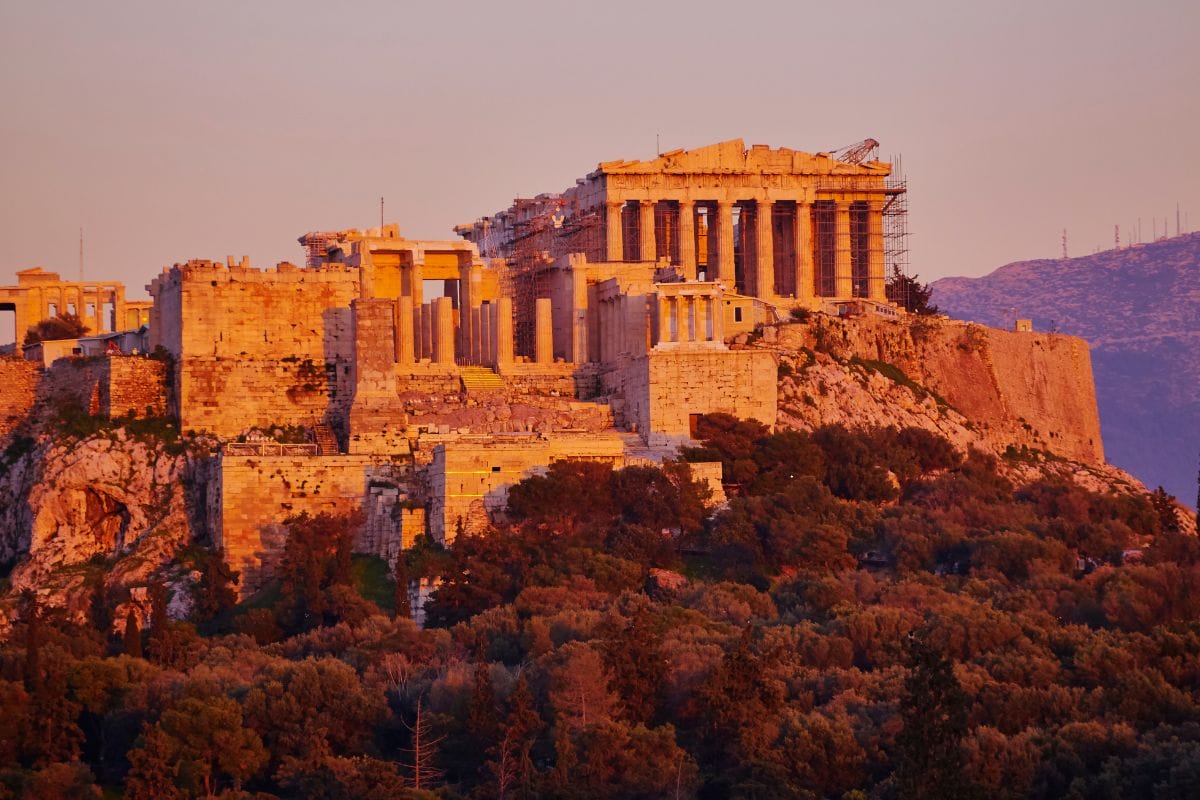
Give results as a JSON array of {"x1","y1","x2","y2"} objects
[{"x1": 830, "y1": 138, "x2": 880, "y2": 165}]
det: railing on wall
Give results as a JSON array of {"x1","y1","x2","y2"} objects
[{"x1": 223, "y1": 442, "x2": 319, "y2": 457}]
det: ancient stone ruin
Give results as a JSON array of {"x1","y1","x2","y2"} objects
[{"x1": 0, "y1": 139, "x2": 1105, "y2": 593}]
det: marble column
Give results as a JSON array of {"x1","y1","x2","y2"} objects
[
  {"x1": 716, "y1": 200, "x2": 734, "y2": 285},
  {"x1": 605, "y1": 202, "x2": 624, "y2": 262},
  {"x1": 755, "y1": 200, "x2": 774, "y2": 299},
  {"x1": 396, "y1": 296, "x2": 415, "y2": 364},
  {"x1": 678, "y1": 200, "x2": 696, "y2": 278},
  {"x1": 496, "y1": 297, "x2": 514, "y2": 368},
  {"x1": 868, "y1": 199, "x2": 886, "y2": 301},
  {"x1": 835, "y1": 201, "x2": 853, "y2": 298},
  {"x1": 433, "y1": 296, "x2": 455, "y2": 366},
  {"x1": 535, "y1": 297, "x2": 553, "y2": 364},
  {"x1": 639, "y1": 201, "x2": 656, "y2": 263},
  {"x1": 796, "y1": 202, "x2": 815, "y2": 303}
]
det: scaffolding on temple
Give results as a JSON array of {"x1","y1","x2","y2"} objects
[
  {"x1": 496, "y1": 195, "x2": 602, "y2": 357},
  {"x1": 298, "y1": 231, "x2": 342, "y2": 268},
  {"x1": 882, "y1": 154, "x2": 912, "y2": 309}
]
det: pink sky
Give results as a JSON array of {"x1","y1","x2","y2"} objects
[{"x1": 2, "y1": 1, "x2": 1197, "y2": 342}]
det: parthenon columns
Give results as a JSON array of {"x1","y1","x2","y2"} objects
[
  {"x1": 755, "y1": 200, "x2": 773, "y2": 299},
  {"x1": 868, "y1": 199, "x2": 886, "y2": 301},
  {"x1": 835, "y1": 201, "x2": 853, "y2": 298},
  {"x1": 639, "y1": 201, "x2": 656, "y2": 263},
  {"x1": 716, "y1": 200, "x2": 734, "y2": 284},
  {"x1": 606, "y1": 202, "x2": 624, "y2": 262},
  {"x1": 796, "y1": 202, "x2": 815, "y2": 303},
  {"x1": 678, "y1": 201, "x2": 696, "y2": 279}
]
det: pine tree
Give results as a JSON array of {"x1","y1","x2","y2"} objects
[
  {"x1": 487, "y1": 675, "x2": 543, "y2": 798},
  {"x1": 885, "y1": 264, "x2": 939, "y2": 315},
  {"x1": 195, "y1": 548, "x2": 239, "y2": 624},
  {"x1": 1151, "y1": 486, "x2": 1181, "y2": 534},
  {"x1": 468, "y1": 662, "x2": 500, "y2": 745},
  {"x1": 393, "y1": 554, "x2": 412, "y2": 619},
  {"x1": 124, "y1": 609, "x2": 143, "y2": 659},
  {"x1": 894, "y1": 634, "x2": 975, "y2": 800},
  {"x1": 147, "y1": 582, "x2": 174, "y2": 666},
  {"x1": 21, "y1": 590, "x2": 40, "y2": 693},
  {"x1": 88, "y1": 573, "x2": 112, "y2": 641}
]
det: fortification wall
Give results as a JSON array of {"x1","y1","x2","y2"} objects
[
  {"x1": 150, "y1": 262, "x2": 359, "y2": 436},
  {"x1": 776, "y1": 316, "x2": 1105, "y2": 464},
  {"x1": 216, "y1": 452, "x2": 413, "y2": 592},
  {"x1": 0, "y1": 358, "x2": 39, "y2": 440},
  {"x1": 105, "y1": 357, "x2": 169, "y2": 418},
  {"x1": 180, "y1": 357, "x2": 348, "y2": 436},
  {"x1": 615, "y1": 349, "x2": 778, "y2": 447},
  {"x1": 30, "y1": 356, "x2": 168, "y2": 421}
]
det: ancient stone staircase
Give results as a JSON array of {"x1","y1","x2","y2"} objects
[
  {"x1": 313, "y1": 423, "x2": 339, "y2": 455},
  {"x1": 460, "y1": 366, "x2": 505, "y2": 394}
]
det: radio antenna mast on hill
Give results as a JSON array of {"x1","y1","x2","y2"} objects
[
  {"x1": 1061, "y1": 229, "x2": 1068, "y2": 259},
  {"x1": 1114, "y1": 225, "x2": 1120, "y2": 249}
]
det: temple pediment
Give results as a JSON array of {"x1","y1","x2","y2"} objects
[{"x1": 597, "y1": 139, "x2": 890, "y2": 176}]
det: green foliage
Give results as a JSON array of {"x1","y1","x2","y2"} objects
[
  {"x1": 23, "y1": 313, "x2": 89, "y2": 345},
  {"x1": 886, "y1": 264, "x2": 940, "y2": 315},
  {"x1": 4, "y1": 419, "x2": 1200, "y2": 799}
]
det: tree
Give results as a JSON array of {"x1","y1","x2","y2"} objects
[
  {"x1": 468, "y1": 662, "x2": 500, "y2": 746},
  {"x1": 1151, "y1": 486, "x2": 1181, "y2": 534},
  {"x1": 22, "y1": 590, "x2": 40, "y2": 693},
  {"x1": 146, "y1": 582, "x2": 174, "y2": 666},
  {"x1": 886, "y1": 264, "x2": 939, "y2": 315},
  {"x1": 193, "y1": 548, "x2": 239, "y2": 625},
  {"x1": 893, "y1": 633, "x2": 976, "y2": 800},
  {"x1": 487, "y1": 675, "x2": 543, "y2": 799},
  {"x1": 88, "y1": 573, "x2": 113, "y2": 641},
  {"x1": 126, "y1": 696, "x2": 266, "y2": 798},
  {"x1": 123, "y1": 609, "x2": 143, "y2": 659},
  {"x1": 393, "y1": 553, "x2": 412, "y2": 619},
  {"x1": 24, "y1": 312, "x2": 89, "y2": 345},
  {"x1": 400, "y1": 696, "x2": 445, "y2": 791}
]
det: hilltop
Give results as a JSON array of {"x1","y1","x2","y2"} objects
[{"x1": 931, "y1": 232, "x2": 1200, "y2": 505}]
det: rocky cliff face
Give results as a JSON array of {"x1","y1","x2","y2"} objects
[
  {"x1": 931, "y1": 232, "x2": 1200, "y2": 504},
  {"x1": 758, "y1": 314, "x2": 1105, "y2": 464},
  {"x1": 0, "y1": 430, "x2": 210, "y2": 627}
]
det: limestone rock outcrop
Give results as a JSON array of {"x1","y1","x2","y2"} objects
[
  {"x1": 932, "y1": 231, "x2": 1200, "y2": 505},
  {"x1": 0, "y1": 430, "x2": 203, "y2": 625},
  {"x1": 764, "y1": 314, "x2": 1104, "y2": 465}
]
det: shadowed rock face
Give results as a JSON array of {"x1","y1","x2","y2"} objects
[{"x1": 931, "y1": 232, "x2": 1200, "y2": 505}]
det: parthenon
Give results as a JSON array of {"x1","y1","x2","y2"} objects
[{"x1": 456, "y1": 138, "x2": 902, "y2": 309}]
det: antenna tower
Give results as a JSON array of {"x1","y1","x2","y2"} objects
[{"x1": 1061, "y1": 229, "x2": 1068, "y2": 259}]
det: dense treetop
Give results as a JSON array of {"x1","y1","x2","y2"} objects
[{"x1": 2, "y1": 417, "x2": 1198, "y2": 798}]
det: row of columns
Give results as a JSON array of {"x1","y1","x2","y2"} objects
[
  {"x1": 596, "y1": 295, "x2": 633, "y2": 363},
  {"x1": 394, "y1": 296, "x2": 456, "y2": 366},
  {"x1": 604, "y1": 199, "x2": 885, "y2": 301},
  {"x1": 654, "y1": 294, "x2": 722, "y2": 347},
  {"x1": 393, "y1": 295, "x2": 552, "y2": 368}
]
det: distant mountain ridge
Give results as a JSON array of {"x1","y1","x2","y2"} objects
[{"x1": 931, "y1": 232, "x2": 1200, "y2": 505}]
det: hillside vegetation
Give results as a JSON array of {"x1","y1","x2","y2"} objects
[{"x1": 2, "y1": 417, "x2": 1198, "y2": 799}]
